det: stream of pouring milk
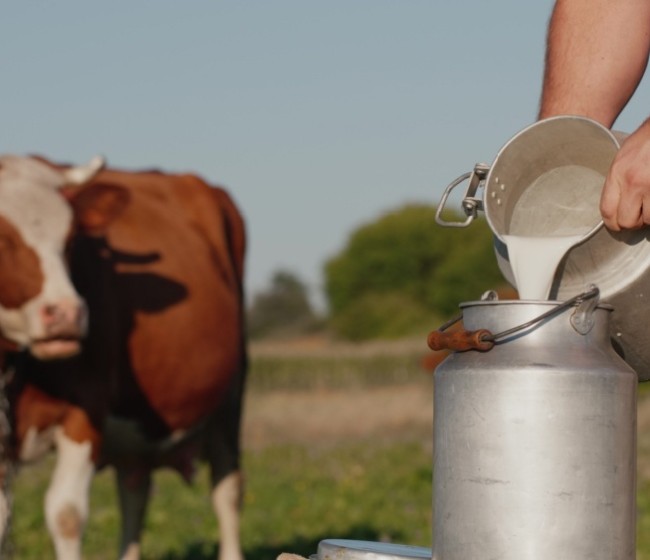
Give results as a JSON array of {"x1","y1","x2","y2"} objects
[
  {"x1": 503, "y1": 235, "x2": 585, "y2": 300},
  {"x1": 499, "y1": 164, "x2": 604, "y2": 300}
]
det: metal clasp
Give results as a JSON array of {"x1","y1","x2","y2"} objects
[
  {"x1": 570, "y1": 284, "x2": 600, "y2": 334},
  {"x1": 435, "y1": 163, "x2": 490, "y2": 227}
]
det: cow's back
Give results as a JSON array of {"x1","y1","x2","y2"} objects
[{"x1": 80, "y1": 169, "x2": 246, "y2": 432}]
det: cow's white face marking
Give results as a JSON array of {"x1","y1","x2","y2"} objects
[{"x1": 0, "y1": 156, "x2": 102, "y2": 358}]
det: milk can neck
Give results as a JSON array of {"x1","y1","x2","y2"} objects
[{"x1": 460, "y1": 300, "x2": 612, "y2": 347}]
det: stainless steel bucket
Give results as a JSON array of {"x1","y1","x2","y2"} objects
[
  {"x1": 312, "y1": 540, "x2": 431, "y2": 560},
  {"x1": 437, "y1": 115, "x2": 650, "y2": 380},
  {"x1": 429, "y1": 295, "x2": 637, "y2": 560}
]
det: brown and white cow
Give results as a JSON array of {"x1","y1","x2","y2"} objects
[{"x1": 0, "y1": 154, "x2": 247, "y2": 560}]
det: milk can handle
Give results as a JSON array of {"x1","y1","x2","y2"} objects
[
  {"x1": 435, "y1": 163, "x2": 489, "y2": 227},
  {"x1": 427, "y1": 285, "x2": 600, "y2": 352},
  {"x1": 427, "y1": 328, "x2": 494, "y2": 352}
]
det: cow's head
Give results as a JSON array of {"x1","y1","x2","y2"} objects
[{"x1": 0, "y1": 155, "x2": 128, "y2": 360}]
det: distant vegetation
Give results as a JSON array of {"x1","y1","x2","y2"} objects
[
  {"x1": 247, "y1": 203, "x2": 507, "y2": 342},
  {"x1": 324, "y1": 204, "x2": 506, "y2": 340},
  {"x1": 247, "y1": 270, "x2": 322, "y2": 340}
]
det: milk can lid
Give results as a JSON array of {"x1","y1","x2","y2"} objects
[{"x1": 314, "y1": 539, "x2": 431, "y2": 560}]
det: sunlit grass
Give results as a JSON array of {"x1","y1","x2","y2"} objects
[
  {"x1": 10, "y1": 441, "x2": 432, "y2": 560},
  {"x1": 9, "y1": 343, "x2": 433, "y2": 559}
]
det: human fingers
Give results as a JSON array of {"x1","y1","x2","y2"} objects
[
  {"x1": 600, "y1": 172, "x2": 623, "y2": 231},
  {"x1": 642, "y1": 191, "x2": 650, "y2": 226},
  {"x1": 616, "y1": 186, "x2": 645, "y2": 229}
]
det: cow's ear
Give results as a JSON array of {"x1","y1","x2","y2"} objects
[{"x1": 63, "y1": 182, "x2": 130, "y2": 236}]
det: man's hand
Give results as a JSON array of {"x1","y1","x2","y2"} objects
[{"x1": 601, "y1": 119, "x2": 650, "y2": 231}]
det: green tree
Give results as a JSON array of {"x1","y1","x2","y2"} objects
[
  {"x1": 324, "y1": 204, "x2": 506, "y2": 340},
  {"x1": 247, "y1": 270, "x2": 319, "y2": 339}
]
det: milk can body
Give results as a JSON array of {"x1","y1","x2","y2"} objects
[{"x1": 433, "y1": 300, "x2": 637, "y2": 560}]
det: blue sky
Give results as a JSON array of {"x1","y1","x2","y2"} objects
[{"x1": 3, "y1": 2, "x2": 650, "y2": 308}]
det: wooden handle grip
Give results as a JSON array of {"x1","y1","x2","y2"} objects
[{"x1": 427, "y1": 328, "x2": 494, "y2": 352}]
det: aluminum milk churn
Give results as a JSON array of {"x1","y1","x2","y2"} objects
[
  {"x1": 437, "y1": 115, "x2": 650, "y2": 380},
  {"x1": 428, "y1": 290, "x2": 637, "y2": 560}
]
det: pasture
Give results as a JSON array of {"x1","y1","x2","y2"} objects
[{"x1": 7, "y1": 336, "x2": 650, "y2": 559}]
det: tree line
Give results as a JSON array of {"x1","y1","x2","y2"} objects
[{"x1": 247, "y1": 203, "x2": 507, "y2": 341}]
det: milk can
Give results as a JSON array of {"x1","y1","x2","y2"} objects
[
  {"x1": 428, "y1": 289, "x2": 637, "y2": 560},
  {"x1": 437, "y1": 115, "x2": 650, "y2": 380}
]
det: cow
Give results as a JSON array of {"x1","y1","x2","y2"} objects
[{"x1": 0, "y1": 154, "x2": 247, "y2": 560}]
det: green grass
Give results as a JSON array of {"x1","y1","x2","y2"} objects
[
  {"x1": 8, "y1": 346, "x2": 433, "y2": 559},
  {"x1": 9, "y1": 441, "x2": 432, "y2": 559},
  {"x1": 13, "y1": 435, "x2": 650, "y2": 560},
  {"x1": 8, "y1": 348, "x2": 650, "y2": 559}
]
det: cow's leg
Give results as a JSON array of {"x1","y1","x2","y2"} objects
[
  {"x1": 0, "y1": 464, "x2": 11, "y2": 553},
  {"x1": 45, "y1": 407, "x2": 99, "y2": 560},
  {"x1": 205, "y1": 367, "x2": 246, "y2": 560},
  {"x1": 0, "y1": 375, "x2": 12, "y2": 549},
  {"x1": 115, "y1": 467, "x2": 152, "y2": 560},
  {"x1": 211, "y1": 469, "x2": 244, "y2": 560}
]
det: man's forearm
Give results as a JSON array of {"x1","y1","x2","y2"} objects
[{"x1": 539, "y1": 0, "x2": 650, "y2": 127}]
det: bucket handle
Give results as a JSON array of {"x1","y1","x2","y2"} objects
[
  {"x1": 435, "y1": 163, "x2": 490, "y2": 227},
  {"x1": 427, "y1": 285, "x2": 600, "y2": 352}
]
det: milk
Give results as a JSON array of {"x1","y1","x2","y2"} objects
[
  {"x1": 506, "y1": 166, "x2": 604, "y2": 237},
  {"x1": 503, "y1": 234, "x2": 585, "y2": 300},
  {"x1": 500, "y1": 164, "x2": 602, "y2": 300}
]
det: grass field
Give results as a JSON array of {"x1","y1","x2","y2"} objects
[{"x1": 6, "y1": 336, "x2": 650, "y2": 559}]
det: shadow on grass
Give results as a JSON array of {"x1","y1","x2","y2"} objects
[{"x1": 159, "y1": 526, "x2": 407, "y2": 560}]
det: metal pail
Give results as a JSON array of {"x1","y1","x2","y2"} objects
[
  {"x1": 437, "y1": 115, "x2": 650, "y2": 380},
  {"x1": 429, "y1": 294, "x2": 637, "y2": 560},
  {"x1": 311, "y1": 540, "x2": 431, "y2": 560}
]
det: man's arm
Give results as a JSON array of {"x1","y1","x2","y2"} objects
[
  {"x1": 540, "y1": 0, "x2": 650, "y2": 127},
  {"x1": 540, "y1": 0, "x2": 650, "y2": 230}
]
